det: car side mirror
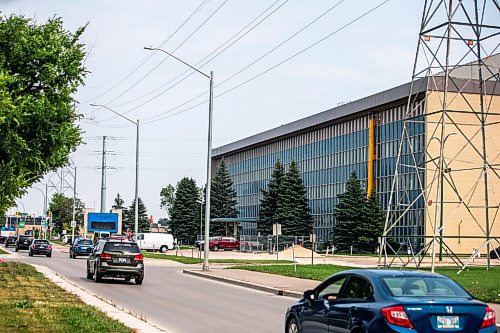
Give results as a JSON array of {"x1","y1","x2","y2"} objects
[{"x1": 303, "y1": 289, "x2": 316, "y2": 303}]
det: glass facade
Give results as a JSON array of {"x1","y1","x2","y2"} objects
[{"x1": 213, "y1": 98, "x2": 425, "y2": 248}]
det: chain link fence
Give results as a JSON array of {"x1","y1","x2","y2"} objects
[{"x1": 239, "y1": 235, "x2": 313, "y2": 253}]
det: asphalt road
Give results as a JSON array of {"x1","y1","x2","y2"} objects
[{"x1": 7, "y1": 246, "x2": 294, "y2": 333}]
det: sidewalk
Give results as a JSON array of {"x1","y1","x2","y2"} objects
[{"x1": 183, "y1": 268, "x2": 500, "y2": 326}]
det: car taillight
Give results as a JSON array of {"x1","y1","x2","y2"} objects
[
  {"x1": 48, "y1": 245, "x2": 52, "y2": 250},
  {"x1": 481, "y1": 306, "x2": 496, "y2": 328},
  {"x1": 31, "y1": 244, "x2": 35, "y2": 249},
  {"x1": 100, "y1": 252, "x2": 112, "y2": 260},
  {"x1": 381, "y1": 305, "x2": 414, "y2": 329},
  {"x1": 134, "y1": 254, "x2": 144, "y2": 261}
]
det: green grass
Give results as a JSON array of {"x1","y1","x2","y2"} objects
[
  {"x1": 142, "y1": 252, "x2": 291, "y2": 265},
  {"x1": 232, "y1": 264, "x2": 500, "y2": 303},
  {"x1": 0, "y1": 248, "x2": 9, "y2": 255},
  {"x1": 0, "y1": 262, "x2": 134, "y2": 333}
]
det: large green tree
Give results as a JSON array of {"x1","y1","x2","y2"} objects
[
  {"x1": 210, "y1": 160, "x2": 238, "y2": 235},
  {"x1": 169, "y1": 177, "x2": 200, "y2": 244},
  {"x1": 332, "y1": 171, "x2": 366, "y2": 252},
  {"x1": 48, "y1": 193, "x2": 84, "y2": 235},
  {"x1": 275, "y1": 161, "x2": 312, "y2": 236},
  {"x1": 0, "y1": 15, "x2": 87, "y2": 214},
  {"x1": 123, "y1": 197, "x2": 149, "y2": 233},
  {"x1": 358, "y1": 189, "x2": 385, "y2": 253},
  {"x1": 258, "y1": 160, "x2": 284, "y2": 235}
]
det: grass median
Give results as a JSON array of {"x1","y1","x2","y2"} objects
[
  {"x1": 0, "y1": 261, "x2": 133, "y2": 333},
  {"x1": 231, "y1": 264, "x2": 500, "y2": 303},
  {"x1": 142, "y1": 252, "x2": 291, "y2": 265}
]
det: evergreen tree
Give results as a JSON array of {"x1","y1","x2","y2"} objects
[
  {"x1": 169, "y1": 177, "x2": 201, "y2": 244},
  {"x1": 357, "y1": 189, "x2": 385, "y2": 253},
  {"x1": 258, "y1": 160, "x2": 284, "y2": 235},
  {"x1": 332, "y1": 171, "x2": 366, "y2": 252},
  {"x1": 275, "y1": 161, "x2": 312, "y2": 236},
  {"x1": 124, "y1": 197, "x2": 149, "y2": 233},
  {"x1": 112, "y1": 193, "x2": 125, "y2": 210},
  {"x1": 209, "y1": 160, "x2": 238, "y2": 235}
]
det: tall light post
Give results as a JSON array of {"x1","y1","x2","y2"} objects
[
  {"x1": 144, "y1": 46, "x2": 214, "y2": 271},
  {"x1": 90, "y1": 104, "x2": 140, "y2": 237}
]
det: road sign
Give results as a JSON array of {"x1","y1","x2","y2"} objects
[
  {"x1": 70, "y1": 220, "x2": 76, "y2": 228},
  {"x1": 272, "y1": 223, "x2": 282, "y2": 236},
  {"x1": 18, "y1": 221, "x2": 25, "y2": 228}
]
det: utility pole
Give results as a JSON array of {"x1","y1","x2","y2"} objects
[
  {"x1": 72, "y1": 167, "x2": 77, "y2": 244},
  {"x1": 100, "y1": 136, "x2": 107, "y2": 213}
]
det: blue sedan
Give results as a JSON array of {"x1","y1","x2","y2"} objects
[{"x1": 285, "y1": 269, "x2": 497, "y2": 333}]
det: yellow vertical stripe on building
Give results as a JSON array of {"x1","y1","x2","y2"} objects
[{"x1": 367, "y1": 117, "x2": 376, "y2": 197}]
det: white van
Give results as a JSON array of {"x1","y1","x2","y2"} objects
[{"x1": 136, "y1": 233, "x2": 174, "y2": 253}]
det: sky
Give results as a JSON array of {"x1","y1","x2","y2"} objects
[{"x1": 3, "y1": 0, "x2": 425, "y2": 221}]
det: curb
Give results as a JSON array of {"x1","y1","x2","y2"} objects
[
  {"x1": 31, "y1": 264, "x2": 170, "y2": 333},
  {"x1": 183, "y1": 269, "x2": 303, "y2": 299}
]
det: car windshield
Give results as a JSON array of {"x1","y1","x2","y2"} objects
[
  {"x1": 381, "y1": 276, "x2": 471, "y2": 298},
  {"x1": 104, "y1": 242, "x2": 140, "y2": 253},
  {"x1": 34, "y1": 240, "x2": 49, "y2": 244},
  {"x1": 78, "y1": 240, "x2": 93, "y2": 245}
]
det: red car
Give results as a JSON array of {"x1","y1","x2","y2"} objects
[{"x1": 209, "y1": 236, "x2": 240, "y2": 251}]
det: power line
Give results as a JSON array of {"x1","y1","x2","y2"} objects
[
  {"x1": 81, "y1": 0, "x2": 210, "y2": 108},
  {"x1": 109, "y1": 0, "x2": 287, "y2": 111},
  {"x1": 101, "y1": 0, "x2": 342, "y2": 124},
  {"x1": 141, "y1": 0, "x2": 392, "y2": 125},
  {"x1": 94, "y1": 0, "x2": 229, "y2": 122}
]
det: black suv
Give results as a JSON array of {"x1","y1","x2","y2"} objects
[
  {"x1": 5, "y1": 236, "x2": 16, "y2": 248},
  {"x1": 87, "y1": 239, "x2": 144, "y2": 285},
  {"x1": 70, "y1": 238, "x2": 94, "y2": 258},
  {"x1": 15, "y1": 235, "x2": 33, "y2": 251}
]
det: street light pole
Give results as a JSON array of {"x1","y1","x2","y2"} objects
[
  {"x1": 143, "y1": 46, "x2": 214, "y2": 271},
  {"x1": 90, "y1": 104, "x2": 140, "y2": 237}
]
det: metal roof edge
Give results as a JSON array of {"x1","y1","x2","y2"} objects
[{"x1": 213, "y1": 77, "x2": 428, "y2": 157}]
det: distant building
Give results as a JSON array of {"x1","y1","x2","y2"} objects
[{"x1": 211, "y1": 54, "x2": 499, "y2": 253}]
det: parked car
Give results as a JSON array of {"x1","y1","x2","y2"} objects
[
  {"x1": 136, "y1": 233, "x2": 174, "y2": 253},
  {"x1": 70, "y1": 238, "x2": 94, "y2": 258},
  {"x1": 5, "y1": 236, "x2": 16, "y2": 248},
  {"x1": 195, "y1": 236, "x2": 219, "y2": 250},
  {"x1": 285, "y1": 269, "x2": 497, "y2": 333},
  {"x1": 29, "y1": 239, "x2": 52, "y2": 257},
  {"x1": 15, "y1": 235, "x2": 34, "y2": 252},
  {"x1": 87, "y1": 239, "x2": 144, "y2": 285},
  {"x1": 209, "y1": 236, "x2": 240, "y2": 251},
  {"x1": 489, "y1": 247, "x2": 500, "y2": 259}
]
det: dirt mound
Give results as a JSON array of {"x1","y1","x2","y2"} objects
[{"x1": 280, "y1": 245, "x2": 317, "y2": 257}]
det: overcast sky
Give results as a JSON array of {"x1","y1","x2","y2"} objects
[{"x1": 4, "y1": 0, "x2": 426, "y2": 221}]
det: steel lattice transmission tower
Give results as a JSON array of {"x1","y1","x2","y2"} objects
[{"x1": 379, "y1": 0, "x2": 500, "y2": 270}]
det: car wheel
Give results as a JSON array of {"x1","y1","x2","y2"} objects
[
  {"x1": 46, "y1": 253, "x2": 51, "y2": 258},
  {"x1": 135, "y1": 277, "x2": 143, "y2": 285},
  {"x1": 86, "y1": 265, "x2": 93, "y2": 279},
  {"x1": 94, "y1": 265, "x2": 102, "y2": 283},
  {"x1": 286, "y1": 317, "x2": 300, "y2": 333},
  {"x1": 160, "y1": 245, "x2": 168, "y2": 253},
  {"x1": 29, "y1": 251, "x2": 33, "y2": 257},
  {"x1": 212, "y1": 244, "x2": 220, "y2": 252},
  {"x1": 15, "y1": 247, "x2": 18, "y2": 252}
]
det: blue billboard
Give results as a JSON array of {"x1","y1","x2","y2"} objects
[{"x1": 87, "y1": 212, "x2": 119, "y2": 233}]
